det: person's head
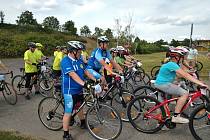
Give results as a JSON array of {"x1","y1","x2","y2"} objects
[
  {"x1": 98, "y1": 36, "x2": 109, "y2": 50},
  {"x1": 35, "y1": 43, "x2": 43, "y2": 50},
  {"x1": 28, "y1": 42, "x2": 36, "y2": 52},
  {"x1": 168, "y1": 48, "x2": 188, "y2": 64},
  {"x1": 67, "y1": 41, "x2": 86, "y2": 60},
  {"x1": 110, "y1": 48, "x2": 118, "y2": 57},
  {"x1": 56, "y1": 46, "x2": 61, "y2": 51},
  {"x1": 116, "y1": 46, "x2": 126, "y2": 57},
  {"x1": 124, "y1": 42, "x2": 130, "y2": 49},
  {"x1": 61, "y1": 46, "x2": 68, "y2": 55}
]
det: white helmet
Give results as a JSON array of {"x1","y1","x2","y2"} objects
[
  {"x1": 67, "y1": 41, "x2": 85, "y2": 52},
  {"x1": 116, "y1": 46, "x2": 125, "y2": 51},
  {"x1": 98, "y1": 36, "x2": 109, "y2": 43}
]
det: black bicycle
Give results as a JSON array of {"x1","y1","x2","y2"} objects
[
  {"x1": 38, "y1": 80, "x2": 122, "y2": 140},
  {"x1": 0, "y1": 71, "x2": 17, "y2": 105}
]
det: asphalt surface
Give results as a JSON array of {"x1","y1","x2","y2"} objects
[{"x1": 0, "y1": 58, "x2": 209, "y2": 140}]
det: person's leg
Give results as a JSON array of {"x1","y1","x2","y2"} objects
[
  {"x1": 63, "y1": 94, "x2": 73, "y2": 140},
  {"x1": 25, "y1": 73, "x2": 32, "y2": 99},
  {"x1": 32, "y1": 73, "x2": 40, "y2": 94}
]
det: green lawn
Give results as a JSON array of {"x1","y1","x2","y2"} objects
[
  {"x1": 134, "y1": 52, "x2": 210, "y2": 80},
  {"x1": 0, "y1": 130, "x2": 43, "y2": 140}
]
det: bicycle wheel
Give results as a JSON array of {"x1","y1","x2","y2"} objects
[
  {"x1": 110, "y1": 90, "x2": 134, "y2": 122},
  {"x1": 38, "y1": 97, "x2": 64, "y2": 131},
  {"x1": 122, "y1": 81, "x2": 134, "y2": 93},
  {"x1": 189, "y1": 104, "x2": 210, "y2": 140},
  {"x1": 39, "y1": 76, "x2": 54, "y2": 92},
  {"x1": 86, "y1": 103, "x2": 122, "y2": 140},
  {"x1": 11, "y1": 75, "x2": 26, "y2": 95},
  {"x1": 150, "y1": 66, "x2": 161, "y2": 78},
  {"x1": 2, "y1": 82, "x2": 17, "y2": 105},
  {"x1": 127, "y1": 95, "x2": 165, "y2": 133},
  {"x1": 195, "y1": 61, "x2": 203, "y2": 72}
]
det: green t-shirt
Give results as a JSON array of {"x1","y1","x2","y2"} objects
[
  {"x1": 24, "y1": 50, "x2": 37, "y2": 73},
  {"x1": 115, "y1": 56, "x2": 125, "y2": 66},
  {"x1": 53, "y1": 52, "x2": 64, "y2": 70},
  {"x1": 34, "y1": 49, "x2": 44, "y2": 61}
]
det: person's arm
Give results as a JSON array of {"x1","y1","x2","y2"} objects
[
  {"x1": 110, "y1": 59, "x2": 123, "y2": 73},
  {"x1": 68, "y1": 72, "x2": 85, "y2": 86},
  {"x1": 84, "y1": 69, "x2": 96, "y2": 81},
  {"x1": 176, "y1": 69, "x2": 208, "y2": 87}
]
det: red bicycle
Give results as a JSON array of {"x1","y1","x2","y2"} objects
[{"x1": 127, "y1": 86, "x2": 210, "y2": 134}]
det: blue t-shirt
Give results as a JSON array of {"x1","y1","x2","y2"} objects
[
  {"x1": 61, "y1": 56, "x2": 86, "y2": 95},
  {"x1": 87, "y1": 48, "x2": 112, "y2": 71},
  {"x1": 155, "y1": 62, "x2": 180, "y2": 85}
]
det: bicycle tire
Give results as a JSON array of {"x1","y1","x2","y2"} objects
[
  {"x1": 127, "y1": 95, "x2": 165, "y2": 133},
  {"x1": 195, "y1": 61, "x2": 203, "y2": 72},
  {"x1": 133, "y1": 86, "x2": 158, "y2": 99},
  {"x1": 110, "y1": 90, "x2": 135, "y2": 122},
  {"x1": 2, "y1": 82, "x2": 17, "y2": 105},
  {"x1": 189, "y1": 104, "x2": 210, "y2": 140},
  {"x1": 11, "y1": 75, "x2": 26, "y2": 95},
  {"x1": 38, "y1": 97, "x2": 64, "y2": 131},
  {"x1": 39, "y1": 74, "x2": 54, "y2": 92},
  {"x1": 150, "y1": 66, "x2": 161, "y2": 78},
  {"x1": 86, "y1": 103, "x2": 122, "y2": 140}
]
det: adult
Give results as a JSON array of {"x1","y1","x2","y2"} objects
[{"x1": 187, "y1": 44, "x2": 198, "y2": 68}]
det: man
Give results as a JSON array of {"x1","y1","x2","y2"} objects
[
  {"x1": 54, "y1": 46, "x2": 61, "y2": 57},
  {"x1": 61, "y1": 41, "x2": 95, "y2": 140},
  {"x1": 86, "y1": 36, "x2": 123, "y2": 85},
  {"x1": 34, "y1": 43, "x2": 46, "y2": 62},
  {"x1": 24, "y1": 42, "x2": 39, "y2": 100},
  {"x1": 52, "y1": 46, "x2": 67, "y2": 81},
  {"x1": 115, "y1": 46, "x2": 133, "y2": 68},
  {"x1": 187, "y1": 44, "x2": 198, "y2": 68},
  {"x1": 154, "y1": 48, "x2": 208, "y2": 123}
]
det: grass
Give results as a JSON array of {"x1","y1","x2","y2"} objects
[
  {"x1": 134, "y1": 52, "x2": 210, "y2": 80},
  {"x1": 0, "y1": 130, "x2": 44, "y2": 140}
]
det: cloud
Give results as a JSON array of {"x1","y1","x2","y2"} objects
[{"x1": 143, "y1": 15, "x2": 210, "y2": 26}]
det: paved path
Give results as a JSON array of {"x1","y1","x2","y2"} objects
[{"x1": 0, "y1": 58, "x2": 209, "y2": 140}]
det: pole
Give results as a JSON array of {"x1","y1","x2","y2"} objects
[{"x1": 190, "y1": 23, "x2": 193, "y2": 48}]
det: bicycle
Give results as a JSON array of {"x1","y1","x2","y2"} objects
[
  {"x1": 189, "y1": 88, "x2": 210, "y2": 140},
  {"x1": 127, "y1": 86, "x2": 210, "y2": 134},
  {"x1": 12, "y1": 64, "x2": 54, "y2": 96},
  {"x1": 0, "y1": 71, "x2": 17, "y2": 105},
  {"x1": 38, "y1": 80, "x2": 122, "y2": 140}
]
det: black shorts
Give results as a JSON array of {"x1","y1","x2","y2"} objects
[
  {"x1": 25, "y1": 72, "x2": 38, "y2": 88},
  {"x1": 53, "y1": 70, "x2": 61, "y2": 79},
  {"x1": 72, "y1": 94, "x2": 84, "y2": 111}
]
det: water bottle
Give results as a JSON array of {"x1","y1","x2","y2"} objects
[{"x1": 94, "y1": 84, "x2": 102, "y2": 95}]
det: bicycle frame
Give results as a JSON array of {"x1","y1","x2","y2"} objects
[{"x1": 144, "y1": 90, "x2": 208, "y2": 123}]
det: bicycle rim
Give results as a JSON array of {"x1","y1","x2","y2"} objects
[
  {"x1": 39, "y1": 77, "x2": 54, "y2": 91},
  {"x1": 2, "y1": 83, "x2": 17, "y2": 105},
  {"x1": 11, "y1": 75, "x2": 26, "y2": 95},
  {"x1": 86, "y1": 103, "x2": 122, "y2": 140},
  {"x1": 189, "y1": 104, "x2": 210, "y2": 140},
  {"x1": 127, "y1": 95, "x2": 165, "y2": 133},
  {"x1": 38, "y1": 97, "x2": 64, "y2": 131}
]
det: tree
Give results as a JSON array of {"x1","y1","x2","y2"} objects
[
  {"x1": 93, "y1": 27, "x2": 103, "y2": 37},
  {"x1": 42, "y1": 16, "x2": 59, "y2": 31},
  {"x1": 104, "y1": 28, "x2": 113, "y2": 40},
  {"x1": 0, "y1": 11, "x2": 5, "y2": 24},
  {"x1": 63, "y1": 20, "x2": 77, "y2": 35},
  {"x1": 80, "y1": 25, "x2": 91, "y2": 37},
  {"x1": 154, "y1": 39, "x2": 168, "y2": 47},
  {"x1": 114, "y1": 18, "x2": 122, "y2": 46},
  {"x1": 170, "y1": 39, "x2": 180, "y2": 47},
  {"x1": 181, "y1": 38, "x2": 190, "y2": 47},
  {"x1": 16, "y1": 11, "x2": 37, "y2": 25}
]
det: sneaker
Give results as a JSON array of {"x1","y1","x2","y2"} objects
[
  {"x1": 63, "y1": 134, "x2": 73, "y2": 140},
  {"x1": 171, "y1": 116, "x2": 189, "y2": 124},
  {"x1": 25, "y1": 95, "x2": 30, "y2": 100}
]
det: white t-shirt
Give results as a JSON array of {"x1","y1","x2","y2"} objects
[{"x1": 187, "y1": 48, "x2": 198, "y2": 60}]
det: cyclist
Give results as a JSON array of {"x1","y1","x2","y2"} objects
[
  {"x1": 52, "y1": 46, "x2": 67, "y2": 82},
  {"x1": 61, "y1": 41, "x2": 96, "y2": 140},
  {"x1": 81, "y1": 48, "x2": 89, "y2": 65},
  {"x1": 154, "y1": 48, "x2": 208, "y2": 123},
  {"x1": 24, "y1": 42, "x2": 39, "y2": 100},
  {"x1": 187, "y1": 44, "x2": 198, "y2": 68},
  {"x1": 115, "y1": 46, "x2": 133, "y2": 68},
  {"x1": 86, "y1": 36, "x2": 123, "y2": 86},
  {"x1": 54, "y1": 46, "x2": 61, "y2": 57},
  {"x1": 34, "y1": 43, "x2": 46, "y2": 62}
]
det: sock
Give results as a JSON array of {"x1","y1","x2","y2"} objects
[
  {"x1": 64, "y1": 131, "x2": 69, "y2": 137},
  {"x1": 174, "y1": 113, "x2": 180, "y2": 117}
]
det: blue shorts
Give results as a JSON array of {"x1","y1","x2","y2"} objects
[
  {"x1": 86, "y1": 68, "x2": 102, "y2": 79},
  {"x1": 63, "y1": 94, "x2": 73, "y2": 114}
]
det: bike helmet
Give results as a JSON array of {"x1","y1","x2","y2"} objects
[
  {"x1": 36, "y1": 43, "x2": 43, "y2": 49},
  {"x1": 98, "y1": 36, "x2": 109, "y2": 43},
  {"x1": 110, "y1": 47, "x2": 117, "y2": 53},
  {"x1": 168, "y1": 48, "x2": 187, "y2": 58},
  {"x1": 67, "y1": 41, "x2": 85, "y2": 52},
  {"x1": 28, "y1": 42, "x2": 36, "y2": 48},
  {"x1": 116, "y1": 46, "x2": 126, "y2": 51}
]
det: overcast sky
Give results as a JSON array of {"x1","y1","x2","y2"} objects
[{"x1": 0, "y1": 0, "x2": 210, "y2": 42}]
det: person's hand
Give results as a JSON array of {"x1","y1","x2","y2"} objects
[
  {"x1": 200, "y1": 83, "x2": 209, "y2": 89},
  {"x1": 32, "y1": 63, "x2": 37, "y2": 66},
  {"x1": 84, "y1": 81, "x2": 91, "y2": 89}
]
